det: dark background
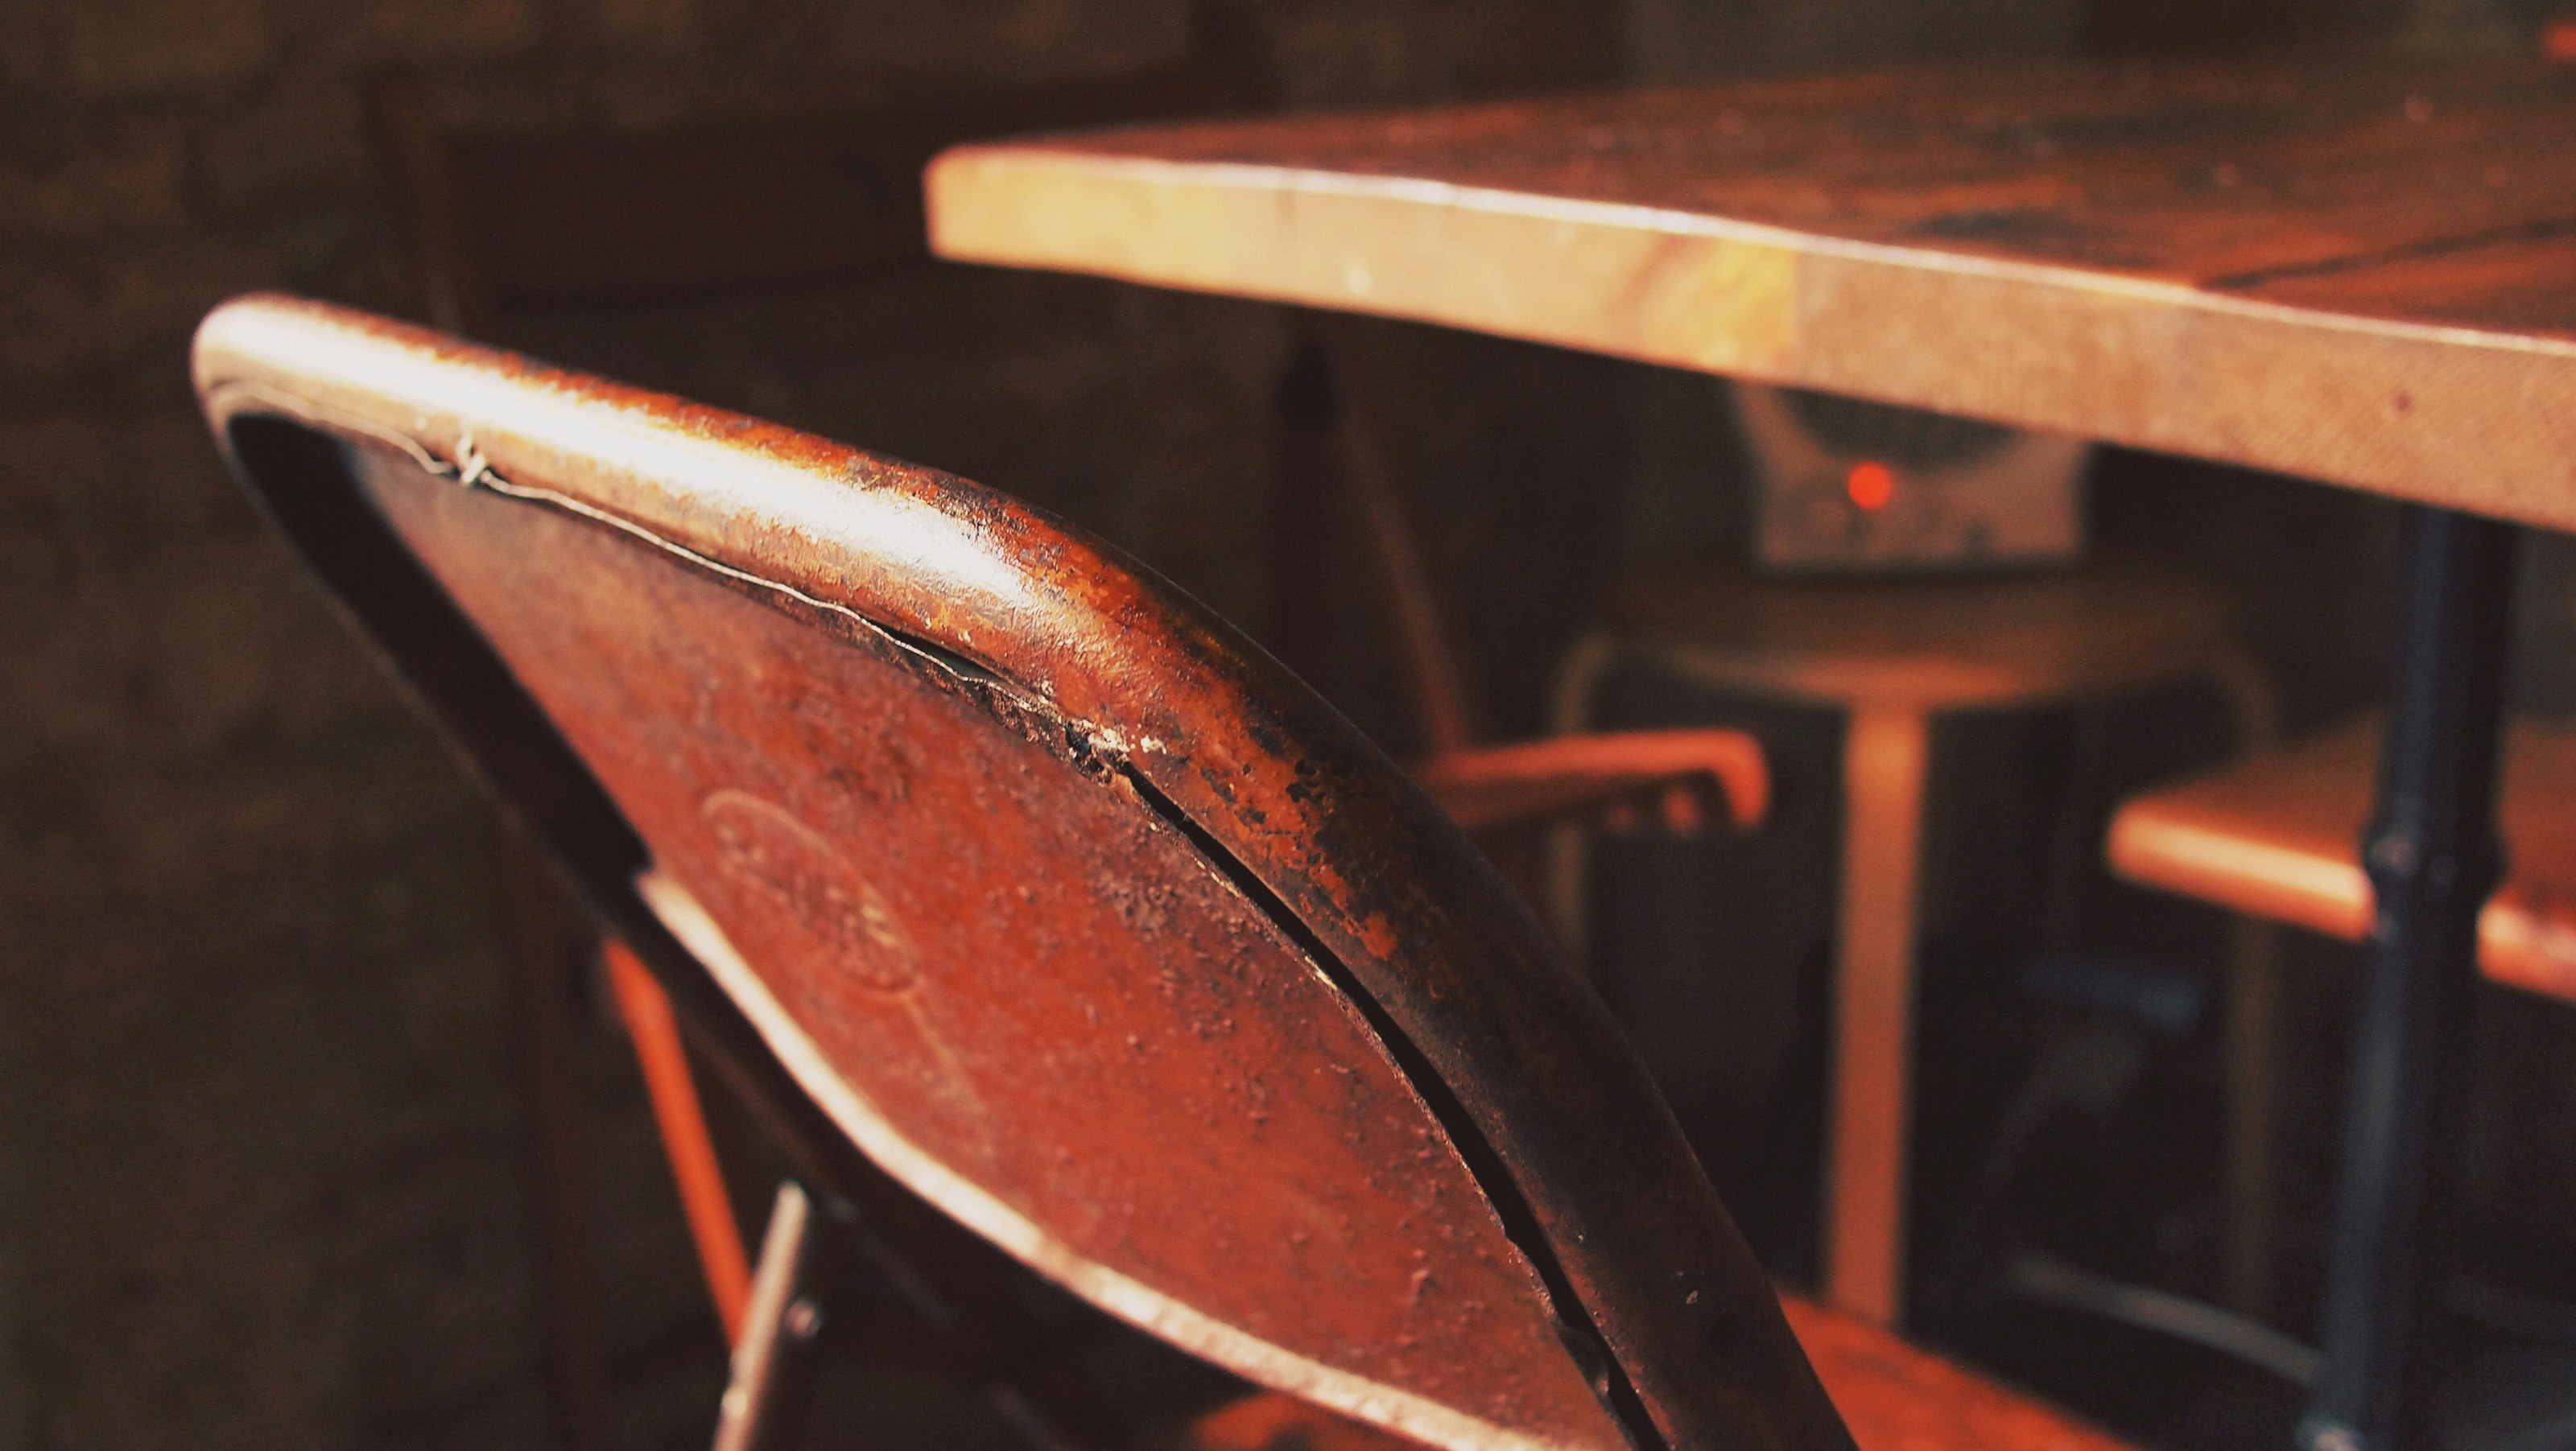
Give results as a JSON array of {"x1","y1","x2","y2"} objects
[{"x1": 4, "y1": 0, "x2": 2574, "y2": 1448}]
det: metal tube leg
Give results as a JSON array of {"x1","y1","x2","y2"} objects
[
  {"x1": 1827, "y1": 705, "x2": 1932, "y2": 1327},
  {"x1": 713, "y1": 1184, "x2": 831, "y2": 1451},
  {"x1": 2207, "y1": 645, "x2": 2284, "y2": 1317},
  {"x1": 2300, "y1": 506, "x2": 2518, "y2": 1451}
]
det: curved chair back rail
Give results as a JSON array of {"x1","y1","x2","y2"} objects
[{"x1": 192, "y1": 295, "x2": 1849, "y2": 1451}]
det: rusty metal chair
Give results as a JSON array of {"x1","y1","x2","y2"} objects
[
  {"x1": 197, "y1": 293, "x2": 2143, "y2": 1451},
  {"x1": 366, "y1": 29, "x2": 1297, "y2": 1441},
  {"x1": 369, "y1": 43, "x2": 1776, "y2": 1432}
]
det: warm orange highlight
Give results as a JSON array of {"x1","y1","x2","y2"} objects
[
  {"x1": 605, "y1": 939, "x2": 753, "y2": 1338},
  {"x1": 1846, "y1": 460, "x2": 1896, "y2": 511}
]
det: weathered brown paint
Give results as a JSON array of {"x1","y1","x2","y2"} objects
[{"x1": 194, "y1": 295, "x2": 1854, "y2": 1451}]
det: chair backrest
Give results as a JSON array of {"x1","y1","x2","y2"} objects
[{"x1": 194, "y1": 295, "x2": 1850, "y2": 1451}]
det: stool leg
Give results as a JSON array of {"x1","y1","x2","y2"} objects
[
  {"x1": 2301, "y1": 506, "x2": 2516, "y2": 1451},
  {"x1": 1827, "y1": 705, "x2": 1932, "y2": 1327},
  {"x1": 2207, "y1": 646, "x2": 2285, "y2": 1320}
]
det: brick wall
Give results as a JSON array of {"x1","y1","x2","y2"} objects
[{"x1": 0, "y1": 4, "x2": 1620, "y2": 1449}]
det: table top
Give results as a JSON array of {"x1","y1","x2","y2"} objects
[{"x1": 927, "y1": 60, "x2": 2576, "y2": 532}]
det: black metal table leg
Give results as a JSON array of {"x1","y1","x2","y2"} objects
[{"x1": 2300, "y1": 505, "x2": 2519, "y2": 1451}]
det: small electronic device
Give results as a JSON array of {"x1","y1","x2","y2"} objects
[{"x1": 1734, "y1": 381, "x2": 2091, "y2": 574}]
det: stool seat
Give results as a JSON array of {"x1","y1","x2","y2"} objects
[
  {"x1": 2109, "y1": 714, "x2": 2576, "y2": 1004},
  {"x1": 1179, "y1": 1294, "x2": 2134, "y2": 1451},
  {"x1": 1598, "y1": 557, "x2": 2240, "y2": 711}
]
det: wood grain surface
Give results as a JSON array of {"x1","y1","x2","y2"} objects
[{"x1": 929, "y1": 61, "x2": 2576, "y2": 529}]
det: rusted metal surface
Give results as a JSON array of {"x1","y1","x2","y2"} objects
[
  {"x1": 378, "y1": 467, "x2": 1620, "y2": 1449},
  {"x1": 374, "y1": 22, "x2": 1286, "y2": 1424},
  {"x1": 195, "y1": 295, "x2": 1853, "y2": 1451},
  {"x1": 1171, "y1": 1392, "x2": 1426, "y2": 1450},
  {"x1": 1166, "y1": 1296, "x2": 2145, "y2": 1451},
  {"x1": 1773, "y1": 1297, "x2": 2135, "y2": 1451}
]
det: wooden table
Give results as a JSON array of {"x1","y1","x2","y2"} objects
[{"x1": 927, "y1": 60, "x2": 2576, "y2": 1451}]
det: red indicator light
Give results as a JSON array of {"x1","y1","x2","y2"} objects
[{"x1": 1846, "y1": 460, "x2": 1896, "y2": 511}]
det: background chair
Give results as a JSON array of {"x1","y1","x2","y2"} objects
[
  {"x1": 197, "y1": 293, "x2": 2146, "y2": 1451},
  {"x1": 1280, "y1": 331, "x2": 1774, "y2": 887}
]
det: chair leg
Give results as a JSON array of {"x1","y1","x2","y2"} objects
[
  {"x1": 1826, "y1": 705, "x2": 1932, "y2": 1328},
  {"x1": 2202, "y1": 646, "x2": 2285, "y2": 1320},
  {"x1": 605, "y1": 938, "x2": 753, "y2": 1338},
  {"x1": 712, "y1": 1184, "x2": 831, "y2": 1451}
]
